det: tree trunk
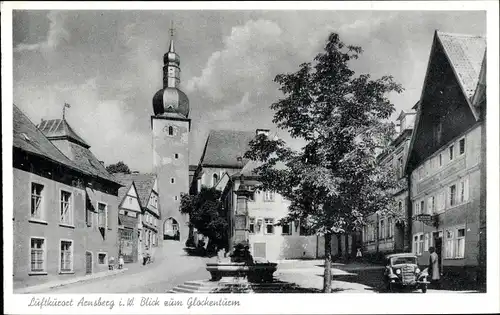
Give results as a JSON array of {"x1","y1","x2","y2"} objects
[{"x1": 323, "y1": 233, "x2": 332, "y2": 293}]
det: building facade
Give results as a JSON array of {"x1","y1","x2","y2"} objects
[
  {"x1": 405, "y1": 31, "x2": 486, "y2": 284},
  {"x1": 13, "y1": 105, "x2": 122, "y2": 289},
  {"x1": 362, "y1": 110, "x2": 415, "y2": 257},
  {"x1": 116, "y1": 180, "x2": 142, "y2": 263},
  {"x1": 115, "y1": 173, "x2": 160, "y2": 259},
  {"x1": 228, "y1": 165, "x2": 324, "y2": 261},
  {"x1": 151, "y1": 33, "x2": 190, "y2": 243}
]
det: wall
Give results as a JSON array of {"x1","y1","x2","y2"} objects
[
  {"x1": 410, "y1": 124, "x2": 482, "y2": 271},
  {"x1": 13, "y1": 167, "x2": 119, "y2": 289},
  {"x1": 231, "y1": 179, "x2": 321, "y2": 261},
  {"x1": 152, "y1": 117, "x2": 190, "y2": 242}
]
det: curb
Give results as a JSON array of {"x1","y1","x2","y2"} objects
[{"x1": 14, "y1": 268, "x2": 128, "y2": 294}]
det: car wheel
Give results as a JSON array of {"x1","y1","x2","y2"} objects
[{"x1": 421, "y1": 284, "x2": 427, "y2": 293}]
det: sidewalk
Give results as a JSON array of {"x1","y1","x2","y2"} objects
[{"x1": 14, "y1": 267, "x2": 129, "y2": 294}]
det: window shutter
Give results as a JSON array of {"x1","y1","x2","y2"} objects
[{"x1": 464, "y1": 177, "x2": 469, "y2": 201}]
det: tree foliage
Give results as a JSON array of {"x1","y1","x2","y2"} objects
[
  {"x1": 244, "y1": 32, "x2": 404, "y2": 292},
  {"x1": 106, "y1": 161, "x2": 131, "y2": 174},
  {"x1": 179, "y1": 187, "x2": 229, "y2": 251}
]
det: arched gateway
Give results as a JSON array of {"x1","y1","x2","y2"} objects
[{"x1": 164, "y1": 217, "x2": 180, "y2": 241}]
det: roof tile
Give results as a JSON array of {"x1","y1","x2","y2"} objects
[
  {"x1": 202, "y1": 130, "x2": 256, "y2": 167},
  {"x1": 437, "y1": 31, "x2": 486, "y2": 99}
]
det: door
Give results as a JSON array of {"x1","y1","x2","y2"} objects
[
  {"x1": 85, "y1": 251, "x2": 92, "y2": 274},
  {"x1": 434, "y1": 235, "x2": 443, "y2": 274}
]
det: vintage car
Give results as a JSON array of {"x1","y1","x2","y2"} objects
[{"x1": 383, "y1": 253, "x2": 430, "y2": 293}]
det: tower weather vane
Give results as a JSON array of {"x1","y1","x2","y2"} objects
[
  {"x1": 169, "y1": 21, "x2": 175, "y2": 37},
  {"x1": 63, "y1": 103, "x2": 71, "y2": 120}
]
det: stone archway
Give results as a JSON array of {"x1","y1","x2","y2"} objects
[{"x1": 164, "y1": 217, "x2": 180, "y2": 241}]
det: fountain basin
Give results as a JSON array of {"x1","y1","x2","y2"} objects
[{"x1": 206, "y1": 262, "x2": 277, "y2": 283}]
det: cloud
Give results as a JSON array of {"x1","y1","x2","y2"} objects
[
  {"x1": 14, "y1": 11, "x2": 69, "y2": 53},
  {"x1": 185, "y1": 19, "x2": 285, "y2": 102}
]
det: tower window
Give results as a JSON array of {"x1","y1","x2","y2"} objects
[
  {"x1": 168, "y1": 126, "x2": 173, "y2": 136},
  {"x1": 171, "y1": 178, "x2": 175, "y2": 184},
  {"x1": 175, "y1": 153, "x2": 179, "y2": 159},
  {"x1": 212, "y1": 174, "x2": 219, "y2": 187}
]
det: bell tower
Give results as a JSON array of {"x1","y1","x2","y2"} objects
[{"x1": 151, "y1": 22, "x2": 190, "y2": 243}]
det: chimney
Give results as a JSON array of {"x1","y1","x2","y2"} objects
[
  {"x1": 256, "y1": 128, "x2": 270, "y2": 137},
  {"x1": 99, "y1": 160, "x2": 105, "y2": 165}
]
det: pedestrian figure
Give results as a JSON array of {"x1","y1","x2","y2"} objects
[
  {"x1": 109, "y1": 256, "x2": 115, "y2": 270},
  {"x1": 356, "y1": 248, "x2": 362, "y2": 259},
  {"x1": 143, "y1": 246, "x2": 150, "y2": 265},
  {"x1": 428, "y1": 247, "x2": 441, "y2": 289},
  {"x1": 118, "y1": 255, "x2": 124, "y2": 269}
]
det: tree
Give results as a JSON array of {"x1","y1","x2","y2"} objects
[
  {"x1": 244, "y1": 32, "x2": 404, "y2": 293},
  {"x1": 179, "y1": 187, "x2": 229, "y2": 253},
  {"x1": 106, "y1": 161, "x2": 131, "y2": 174}
]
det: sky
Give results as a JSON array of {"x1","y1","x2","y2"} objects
[{"x1": 12, "y1": 10, "x2": 486, "y2": 172}]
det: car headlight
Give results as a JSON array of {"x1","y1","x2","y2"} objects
[
  {"x1": 395, "y1": 269, "x2": 401, "y2": 275},
  {"x1": 415, "y1": 268, "x2": 421, "y2": 274}
]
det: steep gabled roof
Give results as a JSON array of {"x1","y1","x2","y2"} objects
[
  {"x1": 68, "y1": 143, "x2": 118, "y2": 183},
  {"x1": 13, "y1": 105, "x2": 74, "y2": 167},
  {"x1": 38, "y1": 118, "x2": 90, "y2": 148},
  {"x1": 436, "y1": 31, "x2": 486, "y2": 120},
  {"x1": 113, "y1": 173, "x2": 157, "y2": 207},
  {"x1": 437, "y1": 31, "x2": 486, "y2": 100},
  {"x1": 14, "y1": 104, "x2": 120, "y2": 186},
  {"x1": 200, "y1": 130, "x2": 256, "y2": 168},
  {"x1": 117, "y1": 181, "x2": 142, "y2": 209},
  {"x1": 405, "y1": 30, "x2": 486, "y2": 173}
]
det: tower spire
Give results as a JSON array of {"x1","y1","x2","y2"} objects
[{"x1": 169, "y1": 21, "x2": 175, "y2": 53}]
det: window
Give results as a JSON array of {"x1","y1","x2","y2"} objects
[
  {"x1": 174, "y1": 195, "x2": 178, "y2": 201},
  {"x1": 175, "y1": 153, "x2": 179, "y2": 159},
  {"x1": 30, "y1": 238, "x2": 46, "y2": 273},
  {"x1": 427, "y1": 196, "x2": 435, "y2": 214},
  {"x1": 459, "y1": 138, "x2": 466, "y2": 155},
  {"x1": 98, "y1": 202, "x2": 108, "y2": 229},
  {"x1": 456, "y1": 228, "x2": 465, "y2": 258},
  {"x1": 60, "y1": 190, "x2": 72, "y2": 225},
  {"x1": 282, "y1": 221, "x2": 291, "y2": 235},
  {"x1": 31, "y1": 183, "x2": 44, "y2": 220},
  {"x1": 263, "y1": 191, "x2": 275, "y2": 202},
  {"x1": 264, "y1": 218, "x2": 275, "y2": 234},
  {"x1": 460, "y1": 177, "x2": 469, "y2": 203},
  {"x1": 424, "y1": 233, "x2": 430, "y2": 252},
  {"x1": 414, "y1": 201, "x2": 420, "y2": 215},
  {"x1": 418, "y1": 166, "x2": 425, "y2": 179},
  {"x1": 60, "y1": 240, "x2": 73, "y2": 272},
  {"x1": 413, "y1": 235, "x2": 418, "y2": 254},
  {"x1": 212, "y1": 174, "x2": 218, "y2": 187},
  {"x1": 445, "y1": 230, "x2": 454, "y2": 258},
  {"x1": 397, "y1": 156, "x2": 403, "y2": 178},
  {"x1": 171, "y1": 178, "x2": 175, "y2": 184},
  {"x1": 398, "y1": 201, "x2": 403, "y2": 214},
  {"x1": 168, "y1": 126, "x2": 173, "y2": 136},
  {"x1": 379, "y1": 219, "x2": 385, "y2": 239},
  {"x1": 388, "y1": 217, "x2": 393, "y2": 238},
  {"x1": 449, "y1": 184, "x2": 457, "y2": 206},
  {"x1": 449, "y1": 145, "x2": 454, "y2": 161},
  {"x1": 98, "y1": 253, "x2": 107, "y2": 265},
  {"x1": 437, "y1": 191, "x2": 446, "y2": 213},
  {"x1": 420, "y1": 200, "x2": 425, "y2": 214},
  {"x1": 439, "y1": 153, "x2": 443, "y2": 167},
  {"x1": 418, "y1": 234, "x2": 424, "y2": 255}
]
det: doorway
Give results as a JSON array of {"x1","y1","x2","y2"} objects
[
  {"x1": 85, "y1": 251, "x2": 93, "y2": 275},
  {"x1": 433, "y1": 232, "x2": 443, "y2": 274},
  {"x1": 164, "y1": 217, "x2": 180, "y2": 241}
]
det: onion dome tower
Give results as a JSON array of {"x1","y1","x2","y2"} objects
[
  {"x1": 152, "y1": 25, "x2": 189, "y2": 118},
  {"x1": 151, "y1": 22, "x2": 191, "y2": 244}
]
